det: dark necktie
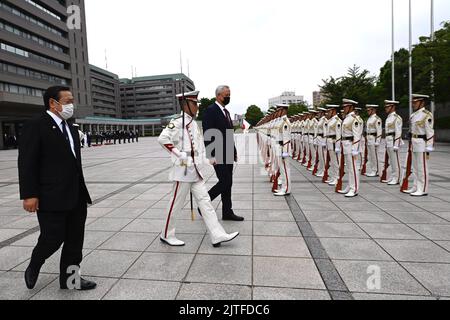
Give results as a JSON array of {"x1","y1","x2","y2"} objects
[
  {"x1": 61, "y1": 121, "x2": 70, "y2": 142},
  {"x1": 224, "y1": 109, "x2": 233, "y2": 128}
]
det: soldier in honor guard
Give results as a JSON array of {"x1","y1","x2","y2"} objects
[
  {"x1": 291, "y1": 115, "x2": 301, "y2": 162},
  {"x1": 315, "y1": 108, "x2": 328, "y2": 178},
  {"x1": 158, "y1": 91, "x2": 239, "y2": 247},
  {"x1": 325, "y1": 105, "x2": 342, "y2": 186},
  {"x1": 382, "y1": 100, "x2": 404, "y2": 185},
  {"x1": 337, "y1": 99, "x2": 363, "y2": 197},
  {"x1": 274, "y1": 104, "x2": 292, "y2": 196},
  {"x1": 403, "y1": 94, "x2": 435, "y2": 197},
  {"x1": 302, "y1": 112, "x2": 311, "y2": 167},
  {"x1": 307, "y1": 111, "x2": 319, "y2": 171},
  {"x1": 297, "y1": 114, "x2": 306, "y2": 163},
  {"x1": 365, "y1": 105, "x2": 383, "y2": 177}
]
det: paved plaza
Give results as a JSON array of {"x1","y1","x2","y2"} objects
[{"x1": 1, "y1": 134, "x2": 450, "y2": 300}]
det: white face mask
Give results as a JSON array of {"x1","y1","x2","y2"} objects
[{"x1": 55, "y1": 101, "x2": 74, "y2": 120}]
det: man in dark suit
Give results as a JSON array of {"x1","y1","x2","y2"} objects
[
  {"x1": 202, "y1": 86, "x2": 244, "y2": 221},
  {"x1": 18, "y1": 86, "x2": 96, "y2": 291}
]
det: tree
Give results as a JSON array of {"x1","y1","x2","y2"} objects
[
  {"x1": 288, "y1": 103, "x2": 309, "y2": 117},
  {"x1": 197, "y1": 97, "x2": 215, "y2": 121},
  {"x1": 245, "y1": 105, "x2": 264, "y2": 127}
]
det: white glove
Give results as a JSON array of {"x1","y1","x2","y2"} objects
[
  {"x1": 282, "y1": 152, "x2": 290, "y2": 159},
  {"x1": 209, "y1": 158, "x2": 217, "y2": 166},
  {"x1": 321, "y1": 142, "x2": 327, "y2": 148},
  {"x1": 179, "y1": 152, "x2": 188, "y2": 161},
  {"x1": 426, "y1": 146, "x2": 434, "y2": 153},
  {"x1": 352, "y1": 150, "x2": 360, "y2": 157},
  {"x1": 393, "y1": 146, "x2": 399, "y2": 152},
  {"x1": 335, "y1": 147, "x2": 341, "y2": 154}
]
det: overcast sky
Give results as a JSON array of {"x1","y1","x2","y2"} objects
[{"x1": 85, "y1": 0, "x2": 449, "y2": 117}]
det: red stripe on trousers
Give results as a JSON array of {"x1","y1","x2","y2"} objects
[
  {"x1": 352, "y1": 156, "x2": 358, "y2": 193},
  {"x1": 423, "y1": 153, "x2": 427, "y2": 193},
  {"x1": 283, "y1": 159, "x2": 289, "y2": 193},
  {"x1": 396, "y1": 152, "x2": 400, "y2": 183},
  {"x1": 164, "y1": 181, "x2": 180, "y2": 238}
]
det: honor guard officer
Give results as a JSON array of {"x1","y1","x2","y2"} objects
[
  {"x1": 325, "y1": 105, "x2": 342, "y2": 186},
  {"x1": 158, "y1": 91, "x2": 239, "y2": 247},
  {"x1": 308, "y1": 111, "x2": 319, "y2": 171},
  {"x1": 302, "y1": 112, "x2": 311, "y2": 166},
  {"x1": 315, "y1": 108, "x2": 328, "y2": 178},
  {"x1": 337, "y1": 99, "x2": 363, "y2": 197},
  {"x1": 403, "y1": 94, "x2": 435, "y2": 197},
  {"x1": 365, "y1": 105, "x2": 383, "y2": 177},
  {"x1": 274, "y1": 104, "x2": 292, "y2": 196},
  {"x1": 383, "y1": 100, "x2": 404, "y2": 185}
]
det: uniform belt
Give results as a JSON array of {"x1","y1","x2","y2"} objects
[
  {"x1": 328, "y1": 135, "x2": 337, "y2": 139},
  {"x1": 342, "y1": 136, "x2": 354, "y2": 141},
  {"x1": 412, "y1": 134, "x2": 427, "y2": 140},
  {"x1": 386, "y1": 133, "x2": 395, "y2": 137},
  {"x1": 367, "y1": 133, "x2": 377, "y2": 137}
]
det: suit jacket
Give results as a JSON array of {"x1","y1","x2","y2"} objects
[
  {"x1": 18, "y1": 112, "x2": 92, "y2": 212},
  {"x1": 202, "y1": 103, "x2": 237, "y2": 165}
]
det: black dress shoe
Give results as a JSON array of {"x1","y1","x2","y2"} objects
[
  {"x1": 60, "y1": 278, "x2": 97, "y2": 291},
  {"x1": 25, "y1": 265, "x2": 41, "y2": 290},
  {"x1": 223, "y1": 213, "x2": 245, "y2": 222}
]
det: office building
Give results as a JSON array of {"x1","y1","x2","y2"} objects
[{"x1": 269, "y1": 91, "x2": 304, "y2": 108}]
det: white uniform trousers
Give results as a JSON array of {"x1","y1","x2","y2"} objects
[
  {"x1": 163, "y1": 181, "x2": 227, "y2": 243},
  {"x1": 329, "y1": 150, "x2": 340, "y2": 183},
  {"x1": 317, "y1": 143, "x2": 326, "y2": 175},
  {"x1": 387, "y1": 147, "x2": 401, "y2": 183},
  {"x1": 303, "y1": 136, "x2": 310, "y2": 165},
  {"x1": 412, "y1": 152, "x2": 429, "y2": 194},
  {"x1": 344, "y1": 153, "x2": 360, "y2": 194},
  {"x1": 279, "y1": 157, "x2": 291, "y2": 194},
  {"x1": 367, "y1": 144, "x2": 379, "y2": 176},
  {"x1": 309, "y1": 142, "x2": 316, "y2": 168}
]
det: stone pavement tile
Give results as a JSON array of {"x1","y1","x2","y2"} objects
[
  {"x1": 358, "y1": 223, "x2": 425, "y2": 240},
  {"x1": 125, "y1": 252, "x2": 194, "y2": 282},
  {"x1": 0, "y1": 271, "x2": 57, "y2": 300},
  {"x1": 253, "y1": 287, "x2": 331, "y2": 300},
  {"x1": 253, "y1": 236, "x2": 311, "y2": 258},
  {"x1": 401, "y1": 263, "x2": 450, "y2": 297},
  {"x1": 121, "y1": 200, "x2": 157, "y2": 209},
  {"x1": 103, "y1": 279, "x2": 180, "y2": 300},
  {"x1": 436, "y1": 241, "x2": 450, "y2": 252},
  {"x1": 376, "y1": 239, "x2": 450, "y2": 263},
  {"x1": 99, "y1": 232, "x2": 157, "y2": 251},
  {"x1": 0, "y1": 246, "x2": 33, "y2": 271},
  {"x1": 198, "y1": 235, "x2": 252, "y2": 256},
  {"x1": 186, "y1": 255, "x2": 252, "y2": 286},
  {"x1": 108, "y1": 193, "x2": 140, "y2": 201},
  {"x1": 32, "y1": 277, "x2": 118, "y2": 300},
  {"x1": 253, "y1": 210, "x2": 294, "y2": 222},
  {"x1": 139, "y1": 208, "x2": 169, "y2": 220},
  {"x1": 341, "y1": 211, "x2": 399, "y2": 223},
  {"x1": 175, "y1": 221, "x2": 208, "y2": 234},
  {"x1": 81, "y1": 250, "x2": 141, "y2": 278},
  {"x1": 431, "y1": 212, "x2": 450, "y2": 222},
  {"x1": 332, "y1": 202, "x2": 380, "y2": 212},
  {"x1": 9, "y1": 232, "x2": 39, "y2": 247},
  {"x1": 221, "y1": 221, "x2": 253, "y2": 236},
  {"x1": 122, "y1": 219, "x2": 165, "y2": 233},
  {"x1": 85, "y1": 218, "x2": 132, "y2": 232},
  {"x1": 253, "y1": 221, "x2": 301, "y2": 237},
  {"x1": 303, "y1": 211, "x2": 352, "y2": 223},
  {"x1": 388, "y1": 211, "x2": 448, "y2": 224},
  {"x1": 253, "y1": 201, "x2": 288, "y2": 211},
  {"x1": 87, "y1": 207, "x2": 115, "y2": 218},
  {"x1": 177, "y1": 283, "x2": 252, "y2": 300},
  {"x1": 83, "y1": 231, "x2": 116, "y2": 249},
  {"x1": 362, "y1": 194, "x2": 402, "y2": 202},
  {"x1": 372, "y1": 201, "x2": 426, "y2": 212},
  {"x1": 297, "y1": 201, "x2": 339, "y2": 211},
  {"x1": 91, "y1": 199, "x2": 129, "y2": 208},
  {"x1": 253, "y1": 257, "x2": 326, "y2": 290},
  {"x1": 0, "y1": 228, "x2": 27, "y2": 242},
  {"x1": 407, "y1": 224, "x2": 450, "y2": 241},
  {"x1": 0, "y1": 207, "x2": 25, "y2": 216},
  {"x1": 310, "y1": 222, "x2": 368, "y2": 239},
  {"x1": 105, "y1": 207, "x2": 147, "y2": 219},
  {"x1": 353, "y1": 293, "x2": 436, "y2": 300},
  {"x1": 3, "y1": 216, "x2": 38, "y2": 229},
  {"x1": 412, "y1": 200, "x2": 450, "y2": 212},
  {"x1": 147, "y1": 234, "x2": 204, "y2": 254},
  {"x1": 333, "y1": 260, "x2": 430, "y2": 296},
  {"x1": 0, "y1": 216, "x2": 23, "y2": 227},
  {"x1": 319, "y1": 238, "x2": 393, "y2": 261}
]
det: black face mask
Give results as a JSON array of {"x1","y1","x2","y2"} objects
[{"x1": 223, "y1": 97, "x2": 231, "y2": 106}]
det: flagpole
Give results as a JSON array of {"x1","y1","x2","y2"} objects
[
  {"x1": 430, "y1": 0, "x2": 435, "y2": 116},
  {"x1": 408, "y1": 0, "x2": 413, "y2": 118},
  {"x1": 391, "y1": 0, "x2": 395, "y2": 101}
]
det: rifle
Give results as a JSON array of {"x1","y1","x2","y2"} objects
[
  {"x1": 401, "y1": 139, "x2": 413, "y2": 192},
  {"x1": 361, "y1": 135, "x2": 369, "y2": 176},
  {"x1": 312, "y1": 146, "x2": 320, "y2": 176},
  {"x1": 322, "y1": 150, "x2": 330, "y2": 183},
  {"x1": 335, "y1": 147, "x2": 345, "y2": 193},
  {"x1": 380, "y1": 148, "x2": 389, "y2": 182}
]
